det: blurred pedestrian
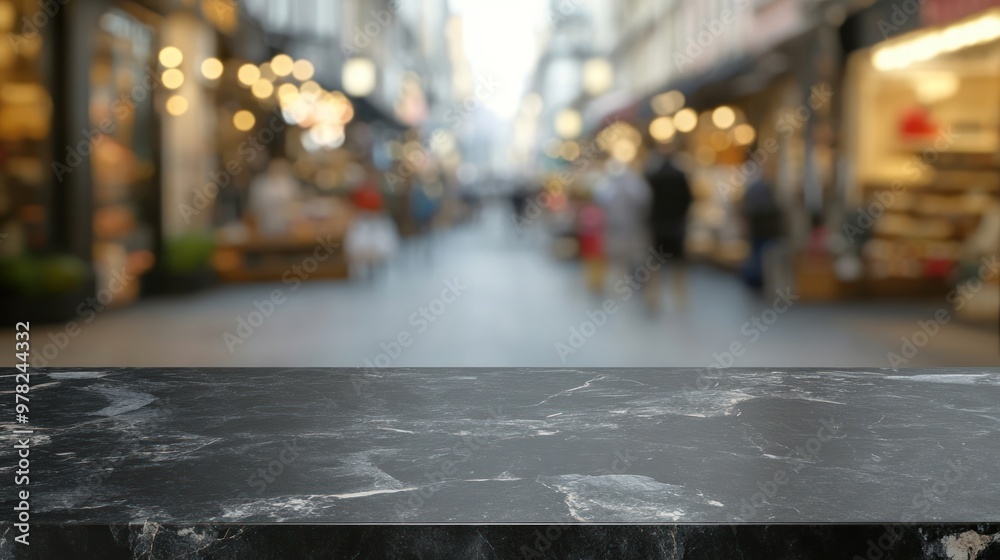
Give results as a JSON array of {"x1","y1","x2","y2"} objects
[
  {"x1": 577, "y1": 194, "x2": 605, "y2": 293},
  {"x1": 644, "y1": 142, "x2": 692, "y2": 312},
  {"x1": 345, "y1": 173, "x2": 399, "y2": 280},
  {"x1": 248, "y1": 158, "x2": 299, "y2": 238},
  {"x1": 595, "y1": 157, "x2": 652, "y2": 296},
  {"x1": 741, "y1": 161, "x2": 784, "y2": 290},
  {"x1": 509, "y1": 179, "x2": 531, "y2": 221},
  {"x1": 406, "y1": 175, "x2": 443, "y2": 263}
]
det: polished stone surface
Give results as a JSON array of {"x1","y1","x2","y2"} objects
[{"x1": 3, "y1": 368, "x2": 999, "y2": 523}]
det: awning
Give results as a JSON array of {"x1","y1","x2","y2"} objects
[
  {"x1": 585, "y1": 28, "x2": 817, "y2": 134},
  {"x1": 349, "y1": 95, "x2": 407, "y2": 132}
]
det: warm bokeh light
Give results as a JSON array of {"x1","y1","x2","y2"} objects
[
  {"x1": 673, "y1": 108, "x2": 698, "y2": 133},
  {"x1": 652, "y1": 90, "x2": 685, "y2": 116},
  {"x1": 233, "y1": 110, "x2": 256, "y2": 131},
  {"x1": 161, "y1": 68, "x2": 184, "y2": 90},
  {"x1": 649, "y1": 116, "x2": 676, "y2": 142},
  {"x1": 237, "y1": 64, "x2": 261, "y2": 87},
  {"x1": 611, "y1": 138, "x2": 637, "y2": 162},
  {"x1": 271, "y1": 54, "x2": 294, "y2": 77},
  {"x1": 582, "y1": 58, "x2": 613, "y2": 96},
  {"x1": 158, "y1": 46, "x2": 183, "y2": 68},
  {"x1": 292, "y1": 59, "x2": 315, "y2": 81},
  {"x1": 300, "y1": 80, "x2": 322, "y2": 97},
  {"x1": 200, "y1": 57, "x2": 223, "y2": 80},
  {"x1": 712, "y1": 106, "x2": 737, "y2": 129},
  {"x1": 165, "y1": 95, "x2": 188, "y2": 116},
  {"x1": 912, "y1": 71, "x2": 960, "y2": 103},
  {"x1": 560, "y1": 141, "x2": 581, "y2": 161},
  {"x1": 343, "y1": 58, "x2": 376, "y2": 97},
  {"x1": 251, "y1": 79, "x2": 274, "y2": 99},
  {"x1": 277, "y1": 83, "x2": 300, "y2": 105},
  {"x1": 733, "y1": 123, "x2": 756, "y2": 145},
  {"x1": 554, "y1": 109, "x2": 582, "y2": 139},
  {"x1": 308, "y1": 123, "x2": 345, "y2": 149}
]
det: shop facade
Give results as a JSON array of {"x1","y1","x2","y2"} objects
[{"x1": 835, "y1": 4, "x2": 1000, "y2": 317}]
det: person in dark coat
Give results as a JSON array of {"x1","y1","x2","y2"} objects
[
  {"x1": 643, "y1": 143, "x2": 693, "y2": 312},
  {"x1": 646, "y1": 150, "x2": 693, "y2": 259},
  {"x1": 740, "y1": 165, "x2": 784, "y2": 290}
]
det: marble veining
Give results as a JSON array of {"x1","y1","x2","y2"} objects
[{"x1": 2, "y1": 367, "x2": 999, "y2": 524}]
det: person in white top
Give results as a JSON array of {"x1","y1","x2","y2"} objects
[
  {"x1": 594, "y1": 158, "x2": 653, "y2": 275},
  {"x1": 249, "y1": 159, "x2": 299, "y2": 237}
]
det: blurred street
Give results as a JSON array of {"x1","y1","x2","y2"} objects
[
  {"x1": 1, "y1": 0, "x2": 999, "y2": 367},
  {"x1": 18, "y1": 203, "x2": 996, "y2": 367}
]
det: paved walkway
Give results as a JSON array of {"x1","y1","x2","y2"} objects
[{"x1": 15, "y1": 204, "x2": 999, "y2": 368}]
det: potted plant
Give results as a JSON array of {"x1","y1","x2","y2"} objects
[
  {"x1": 156, "y1": 232, "x2": 217, "y2": 293},
  {"x1": 0, "y1": 254, "x2": 93, "y2": 324}
]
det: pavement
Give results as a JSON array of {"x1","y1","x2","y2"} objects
[{"x1": 11, "y1": 203, "x2": 999, "y2": 368}]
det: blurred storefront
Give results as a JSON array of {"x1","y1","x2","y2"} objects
[
  {"x1": 566, "y1": 0, "x2": 843, "y2": 294},
  {"x1": 532, "y1": 0, "x2": 998, "y2": 319},
  {"x1": 1, "y1": 0, "x2": 464, "y2": 323},
  {"x1": 1, "y1": 0, "x2": 167, "y2": 321},
  {"x1": 836, "y1": 4, "x2": 1000, "y2": 316},
  {"x1": 0, "y1": 0, "x2": 58, "y2": 309},
  {"x1": 1, "y1": 0, "x2": 236, "y2": 320}
]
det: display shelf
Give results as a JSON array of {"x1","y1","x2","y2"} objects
[{"x1": 213, "y1": 233, "x2": 348, "y2": 282}]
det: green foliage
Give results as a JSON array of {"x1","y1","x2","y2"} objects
[
  {"x1": 0, "y1": 254, "x2": 88, "y2": 295},
  {"x1": 164, "y1": 232, "x2": 215, "y2": 275}
]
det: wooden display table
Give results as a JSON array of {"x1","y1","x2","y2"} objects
[{"x1": 213, "y1": 233, "x2": 348, "y2": 282}]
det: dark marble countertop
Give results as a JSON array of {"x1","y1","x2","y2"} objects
[{"x1": 3, "y1": 368, "x2": 999, "y2": 524}]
